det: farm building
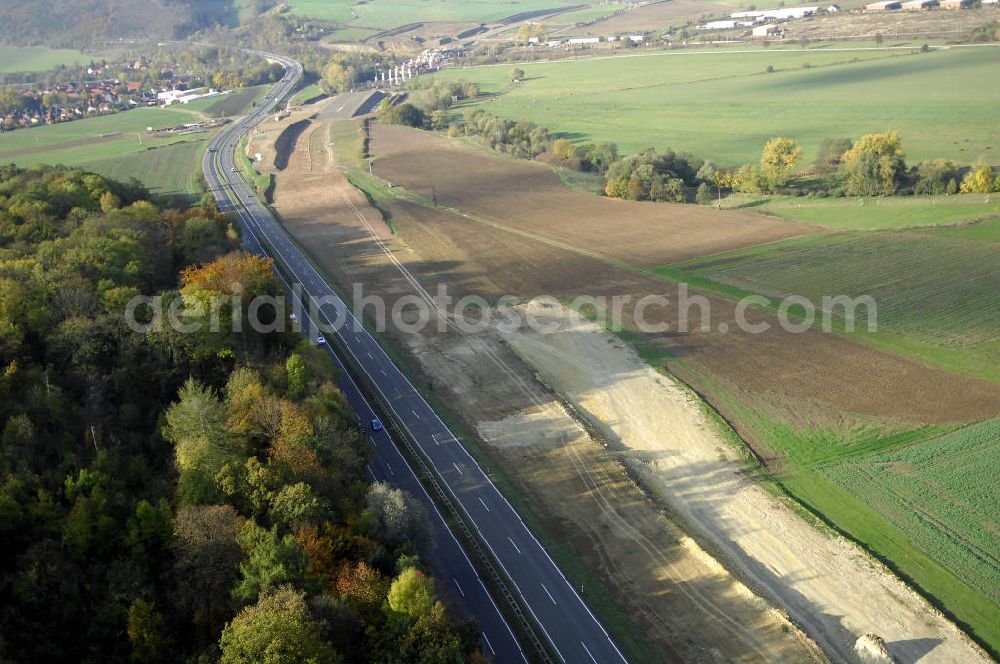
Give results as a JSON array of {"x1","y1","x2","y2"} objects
[
  {"x1": 732, "y1": 6, "x2": 818, "y2": 20},
  {"x1": 702, "y1": 20, "x2": 742, "y2": 29},
  {"x1": 865, "y1": 0, "x2": 902, "y2": 10},
  {"x1": 567, "y1": 36, "x2": 601, "y2": 45},
  {"x1": 753, "y1": 24, "x2": 783, "y2": 37},
  {"x1": 902, "y1": 0, "x2": 937, "y2": 9},
  {"x1": 938, "y1": 0, "x2": 973, "y2": 7}
]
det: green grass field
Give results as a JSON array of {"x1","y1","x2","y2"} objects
[
  {"x1": 663, "y1": 225, "x2": 1000, "y2": 383},
  {"x1": 84, "y1": 139, "x2": 209, "y2": 198},
  {"x1": 326, "y1": 26, "x2": 382, "y2": 42},
  {"x1": 286, "y1": 0, "x2": 576, "y2": 26},
  {"x1": 821, "y1": 418, "x2": 1000, "y2": 607},
  {"x1": 728, "y1": 193, "x2": 1000, "y2": 229},
  {"x1": 291, "y1": 83, "x2": 326, "y2": 105},
  {"x1": 698, "y1": 231, "x2": 1000, "y2": 351},
  {"x1": 739, "y1": 403, "x2": 1000, "y2": 655},
  {"x1": 434, "y1": 44, "x2": 1000, "y2": 167},
  {"x1": 177, "y1": 85, "x2": 269, "y2": 117},
  {"x1": 0, "y1": 108, "x2": 211, "y2": 199},
  {"x1": 0, "y1": 45, "x2": 108, "y2": 73}
]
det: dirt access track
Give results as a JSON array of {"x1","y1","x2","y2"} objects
[{"x1": 269, "y1": 118, "x2": 995, "y2": 662}]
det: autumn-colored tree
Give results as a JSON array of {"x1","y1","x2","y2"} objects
[
  {"x1": 180, "y1": 251, "x2": 277, "y2": 302},
  {"x1": 605, "y1": 177, "x2": 629, "y2": 199},
  {"x1": 960, "y1": 164, "x2": 996, "y2": 193},
  {"x1": 840, "y1": 130, "x2": 905, "y2": 196},
  {"x1": 219, "y1": 586, "x2": 336, "y2": 664},
  {"x1": 760, "y1": 137, "x2": 801, "y2": 192},
  {"x1": 286, "y1": 354, "x2": 311, "y2": 399},
  {"x1": 100, "y1": 191, "x2": 121, "y2": 212},
  {"x1": 387, "y1": 567, "x2": 436, "y2": 618},
  {"x1": 336, "y1": 560, "x2": 387, "y2": 610},
  {"x1": 225, "y1": 367, "x2": 268, "y2": 436},
  {"x1": 550, "y1": 138, "x2": 575, "y2": 160},
  {"x1": 295, "y1": 523, "x2": 339, "y2": 589},
  {"x1": 429, "y1": 109, "x2": 448, "y2": 131}
]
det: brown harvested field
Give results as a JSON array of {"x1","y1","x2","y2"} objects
[
  {"x1": 369, "y1": 123, "x2": 1000, "y2": 427},
  {"x1": 371, "y1": 124, "x2": 817, "y2": 267}
]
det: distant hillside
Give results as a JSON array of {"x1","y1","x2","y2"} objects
[{"x1": 0, "y1": 0, "x2": 266, "y2": 47}]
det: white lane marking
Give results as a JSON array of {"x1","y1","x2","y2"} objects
[
  {"x1": 432, "y1": 433, "x2": 440, "y2": 446},
  {"x1": 477, "y1": 496, "x2": 490, "y2": 512},
  {"x1": 508, "y1": 537, "x2": 521, "y2": 554},
  {"x1": 385, "y1": 462, "x2": 394, "y2": 476},
  {"x1": 366, "y1": 466, "x2": 376, "y2": 481},
  {"x1": 482, "y1": 633, "x2": 495, "y2": 656},
  {"x1": 452, "y1": 578, "x2": 465, "y2": 597},
  {"x1": 581, "y1": 641, "x2": 598, "y2": 664},
  {"x1": 541, "y1": 583, "x2": 557, "y2": 605},
  {"x1": 379, "y1": 368, "x2": 387, "y2": 376},
  {"x1": 411, "y1": 408, "x2": 420, "y2": 419},
  {"x1": 452, "y1": 462, "x2": 463, "y2": 476},
  {"x1": 366, "y1": 351, "x2": 373, "y2": 359},
  {"x1": 212, "y1": 65, "x2": 599, "y2": 664}
]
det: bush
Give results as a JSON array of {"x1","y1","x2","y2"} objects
[
  {"x1": 696, "y1": 182, "x2": 713, "y2": 205},
  {"x1": 382, "y1": 103, "x2": 424, "y2": 128}
]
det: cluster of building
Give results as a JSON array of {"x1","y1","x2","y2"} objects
[
  {"x1": 156, "y1": 87, "x2": 226, "y2": 106},
  {"x1": 1, "y1": 51, "x2": 217, "y2": 131},
  {"x1": 526, "y1": 34, "x2": 645, "y2": 47},
  {"x1": 700, "y1": 5, "x2": 834, "y2": 31},
  {"x1": 1, "y1": 80, "x2": 154, "y2": 130},
  {"x1": 864, "y1": 0, "x2": 990, "y2": 10}
]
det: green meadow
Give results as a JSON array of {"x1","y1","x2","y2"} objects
[
  {"x1": 0, "y1": 107, "x2": 210, "y2": 199},
  {"x1": 434, "y1": 44, "x2": 1000, "y2": 167},
  {"x1": 286, "y1": 0, "x2": 574, "y2": 27},
  {"x1": 0, "y1": 45, "x2": 108, "y2": 72},
  {"x1": 741, "y1": 194, "x2": 1000, "y2": 229},
  {"x1": 178, "y1": 85, "x2": 269, "y2": 117}
]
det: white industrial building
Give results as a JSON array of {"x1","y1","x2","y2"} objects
[{"x1": 732, "y1": 6, "x2": 818, "y2": 20}]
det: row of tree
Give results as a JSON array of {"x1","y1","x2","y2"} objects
[
  {"x1": 0, "y1": 164, "x2": 483, "y2": 662},
  {"x1": 721, "y1": 131, "x2": 1000, "y2": 198},
  {"x1": 392, "y1": 74, "x2": 999, "y2": 204}
]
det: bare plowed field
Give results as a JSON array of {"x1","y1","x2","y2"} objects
[
  {"x1": 371, "y1": 124, "x2": 817, "y2": 267},
  {"x1": 369, "y1": 124, "x2": 1000, "y2": 427}
]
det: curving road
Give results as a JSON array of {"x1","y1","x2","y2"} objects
[{"x1": 203, "y1": 52, "x2": 628, "y2": 664}]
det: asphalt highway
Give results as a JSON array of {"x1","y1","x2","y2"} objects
[{"x1": 202, "y1": 51, "x2": 628, "y2": 664}]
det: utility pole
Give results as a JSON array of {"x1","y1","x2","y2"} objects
[{"x1": 432, "y1": 186, "x2": 437, "y2": 207}]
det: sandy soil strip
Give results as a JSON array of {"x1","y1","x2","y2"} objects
[
  {"x1": 268, "y1": 119, "x2": 828, "y2": 663},
  {"x1": 502, "y1": 301, "x2": 993, "y2": 664}
]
